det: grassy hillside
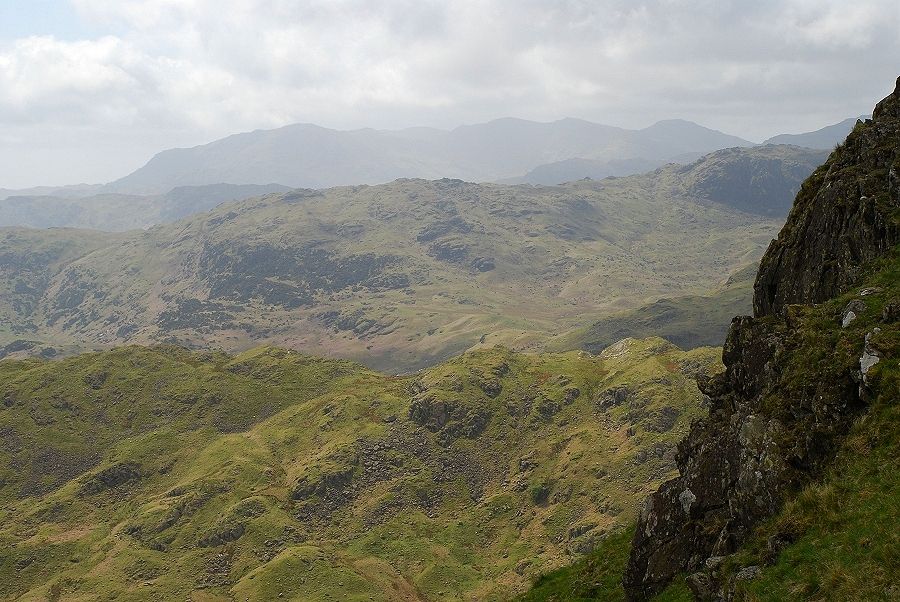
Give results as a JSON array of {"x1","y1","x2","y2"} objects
[
  {"x1": 0, "y1": 147, "x2": 823, "y2": 372},
  {"x1": 0, "y1": 227, "x2": 119, "y2": 352},
  {"x1": 0, "y1": 338, "x2": 721, "y2": 600},
  {"x1": 552, "y1": 264, "x2": 756, "y2": 353}
]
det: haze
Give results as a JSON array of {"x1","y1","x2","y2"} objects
[{"x1": 1, "y1": 0, "x2": 898, "y2": 188}]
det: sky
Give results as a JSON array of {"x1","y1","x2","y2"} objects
[{"x1": 1, "y1": 0, "x2": 898, "y2": 188}]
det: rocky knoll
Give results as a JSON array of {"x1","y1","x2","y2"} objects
[{"x1": 623, "y1": 77, "x2": 900, "y2": 600}]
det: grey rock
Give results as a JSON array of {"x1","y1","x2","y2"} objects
[
  {"x1": 686, "y1": 572, "x2": 715, "y2": 600},
  {"x1": 704, "y1": 556, "x2": 726, "y2": 570},
  {"x1": 882, "y1": 299, "x2": 900, "y2": 323},
  {"x1": 734, "y1": 565, "x2": 761, "y2": 581},
  {"x1": 624, "y1": 77, "x2": 900, "y2": 601},
  {"x1": 861, "y1": 328, "x2": 882, "y2": 384},
  {"x1": 841, "y1": 299, "x2": 866, "y2": 327}
]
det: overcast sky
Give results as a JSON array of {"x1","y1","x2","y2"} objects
[{"x1": 1, "y1": 0, "x2": 898, "y2": 188}]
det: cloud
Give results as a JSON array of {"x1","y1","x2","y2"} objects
[{"x1": 1, "y1": 0, "x2": 898, "y2": 186}]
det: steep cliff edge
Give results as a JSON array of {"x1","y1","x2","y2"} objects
[
  {"x1": 623, "y1": 77, "x2": 900, "y2": 600},
  {"x1": 754, "y1": 80, "x2": 900, "y2": 316}
]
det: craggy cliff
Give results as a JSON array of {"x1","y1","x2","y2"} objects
[{"x1": 623, "y1": 77, "x2": 900, "y2": 600}]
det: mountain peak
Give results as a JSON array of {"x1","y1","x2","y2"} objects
[{"x1": 645, "y1": 118, "x2": 701, "y2": 128}]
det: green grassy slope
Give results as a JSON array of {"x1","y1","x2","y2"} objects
[
  {"x1": 0, "y1": 227, "x2": 119, "y2": 354},
  {"x1": 0, "y1": 339, "x2": 721, "y2": 601},
  {"x1": 552, "y1": 264, "x2": 756, "y2": 353}
]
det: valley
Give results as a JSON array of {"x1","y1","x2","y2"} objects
[
  {"x1": 0, "y1": 145, "x2": 824, "y2": 373},
  {"x1": 2, "y1": 6, "x2": 896, "y2": 598}
]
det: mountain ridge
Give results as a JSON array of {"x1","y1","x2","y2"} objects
[
  {"x1": 105, "y1": 117, "x2": 753, "y2": 194},
  {"x1": 0, "y1": 183, "x2": 291, "y2": 231},
  {"x1": 762, "y1": 116, "x2": 868, "y2": 149}
]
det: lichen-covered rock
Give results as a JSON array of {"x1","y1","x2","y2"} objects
[
  {"x1": 408, "y1": 391, "x2": 491, "y2": 442},
  {"x1": 860, "y1": 328, "x2": 883, "y2": 385},
  {"x1": 841, "y1": 299, "x2": 866, "y2": 327}
]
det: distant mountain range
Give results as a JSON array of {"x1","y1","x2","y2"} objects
[
  {"x1": 0, "y1": 115, "x2": 852, "y2": 233},
  {"x1": 0, "y1": 115, "x2": 859, "y2": 203},
  {"x1": 101, "y1": 117, "x2": 751, "y2": 194},
  {"x1": 762, "y1": 116, "x2": 867, "y2": 149}
]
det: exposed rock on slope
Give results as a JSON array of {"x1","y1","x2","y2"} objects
[
  {"x1": 681, "y1": 145, "x2": 828, "y2": 217},
  {"x1": 755, "y1": 92, "x2": 900, "y2": 315},
  {"x1": 623, "y1": 77, "x2": 900, "y2": 600}
]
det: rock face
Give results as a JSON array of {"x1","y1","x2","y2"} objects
[
  {"x1": 623, "y1": 77, "x2": 900, "y2": 600},
  {"x1": 754, "y1": 78, "x2": 900, "y2": 316}
]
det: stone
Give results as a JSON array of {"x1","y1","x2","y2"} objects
[
  {"x1": 704, "y1": 556, "x2": 726, "y2": 570},
  {"x1": 882, "y1": 299, "x2": 900, "y2": 323},
  {"x1": 596, "y1": 386, "x2": 629, "y2": 411},
  {"x1": 860, "y1": 328, "x2": 882, "y2": 385},
  {"x1": 734, "y1": 565, "x2": 761, "y2": 581},
  {"x1": 841, "y1": 299, "x2": 866, "y2": 327},
  {"x1": 624, "y1": 75, "x2": 900, "y2": 601},
  {"x1": 686, "y1": 572, "x2": 714, "y2": 600},
  {"x1": 678, "y1": 488, "x2": 696, "y2": 514}
]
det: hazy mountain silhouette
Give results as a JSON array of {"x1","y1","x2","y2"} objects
[{"x1": 106, "y1": 117, "x2": 752, "y2": 193}]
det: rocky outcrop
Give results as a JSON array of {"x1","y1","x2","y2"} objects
[
  {"x1": 624, "y1": 77, "x2": 900, "y2": 600},
  {"x1": 754, "y1": 77, "x2": 900, "y2": 317},
  {"x1": 79, "y1": 461, "x2": 142, "y2": 495}
]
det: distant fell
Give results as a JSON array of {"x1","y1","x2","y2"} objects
[
  {"x1": 0, "y1": 145, "x2": 820, "y2": 371},
  {"x1": 106, "y1": 117, "x2": 753, "y2": 194},
  {"x1": 0, "y1": 183, "x2": 290, "y2": 231},
  {"x1": 762, "y1": 116, "x2": 867, "y2": 149}
]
